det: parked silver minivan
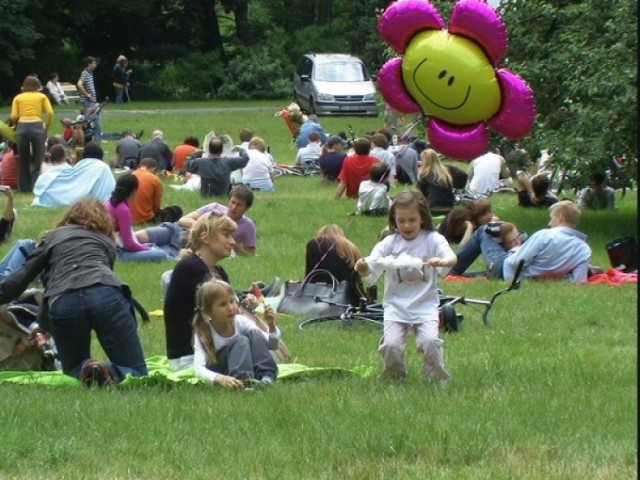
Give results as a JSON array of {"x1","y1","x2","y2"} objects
[{"x1": 293, "y1": 53, "x2": 377, "y2": 116}]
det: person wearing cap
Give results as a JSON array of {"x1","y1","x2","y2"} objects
[
  {"x1": 10, "y1": 75, "x2": 54, "y2": 192},
  {"x1": 318, "y1": 135, "x2": 347, "y2": 181},
  {"x1": 295, "y1": 114, "x2": 328, "y2": 148},
  {"x1": 140, "y1": 130, "x2": 173, "y2": 171}
]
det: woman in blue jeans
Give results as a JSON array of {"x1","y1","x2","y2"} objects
[
  {"x1": 450, "y1": 222, "x2": 522, "y2": 279},
  {"x1": 0, "y1": 198, "x2": 147, "y2": 386}
]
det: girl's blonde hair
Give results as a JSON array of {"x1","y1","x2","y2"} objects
[
  {"x1": 192, "y1": 280, "x2": 237, "y2": 366},
  {"x1": 418, "y1": 149, "x2": 452, "y2": 187},
  {"x1": 180, "y1": 213, "x2": 237, "y2": 258},
  {"x1": 314, "y1": 224, "x2": 361, "y2": 268}
]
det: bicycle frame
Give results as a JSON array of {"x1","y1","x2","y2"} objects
[
  {"x1": 440, "y1": 259, "x2": 525, "y2": 326},
  {"x1": 298, "y1": 260, "x2": 525, "y2": 330}
]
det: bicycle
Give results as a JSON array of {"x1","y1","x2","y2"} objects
[
  {"x1": 298, "y1": 260, "x2": 525, "y2": 331},
  {"x1": 272, "y1": 162, "x2": 320, "y2": 177}
]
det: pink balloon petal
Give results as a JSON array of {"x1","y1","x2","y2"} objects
[
  {"x1": 378, "y1": 58, "x2": 422, "y2": 114},
  {"x1": 449, "y1": 0, "x2": 508, "y2": 65},
  {"x1": 427, "y1": 118, "x2": 489, "y2": 161},
  {"x1": 378, "y1": 0, "x2": 445, "y2": 54},
  {"x1": 488, "y1": 69, "x2": 536, "y2": 139}
]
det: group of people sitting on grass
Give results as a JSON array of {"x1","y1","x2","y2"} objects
[
  {"x1": 0, "y1": 115, "x2": 622, "y2": 389},
  {"x1": 0, "y1": 167, "x2": 601, "y2": 390}
]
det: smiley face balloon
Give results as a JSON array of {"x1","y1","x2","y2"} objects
[{"x1": 377, "y1": 0, "x2": 536, "y2": 160}]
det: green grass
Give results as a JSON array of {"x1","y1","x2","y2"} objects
[{"x1": 0, "y1": 104, "x2": 637, "y2": 479}]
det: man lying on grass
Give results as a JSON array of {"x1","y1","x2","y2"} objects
[
  {"x1": 135, "y1": 184, "x2": 256, "y2": 257},
  {"x1": 450, "y1": 201, "x2": 591, "y2": 283}
]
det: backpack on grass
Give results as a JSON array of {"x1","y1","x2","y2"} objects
[{"x1": 0, "y1": 290, "x2": 58, "y2": 371}]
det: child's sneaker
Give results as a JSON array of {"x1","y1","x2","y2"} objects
[
  {"x1": 243, "y1": 378, "x2": 264, "y2": 390},
  {"x1": 259, "y1": 375, "x2": 275, "y2": 386}
]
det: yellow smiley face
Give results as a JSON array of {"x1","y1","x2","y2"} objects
[{"x1": 402, "y1": 30, "x2": 501, "y2": 125}]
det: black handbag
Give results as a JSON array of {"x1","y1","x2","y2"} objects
[{"x1": 277, "y1": 270, "x2": 349, "y2": 318}]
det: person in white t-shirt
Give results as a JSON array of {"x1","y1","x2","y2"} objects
[
  {"x1": 355, "y1": 189, "x2": 457, "y2": 383},
  {"x1": 242, "y1": 137, "x2": 275, "y2": 191},
  {"x1": 357, "y1": 162, "x2": 390, "y2": 215},
  {"x1": 295, "y1": 131, "x2": 322, "y2": 167},
  {"x1": 467, "y1": 149, "x2": 512, "y2": 196}
]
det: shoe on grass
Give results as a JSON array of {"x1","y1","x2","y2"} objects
[{"x1": 80, "y1": 359, "x2": 114, "y2": 388}]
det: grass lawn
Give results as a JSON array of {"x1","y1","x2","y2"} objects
[{"x1": 0, "y1": 101, "x2": 637, "y2": 479}]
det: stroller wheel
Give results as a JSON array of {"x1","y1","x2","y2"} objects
[{"x1": 440, "y1": 304, "x2": 458, "y2": 333}]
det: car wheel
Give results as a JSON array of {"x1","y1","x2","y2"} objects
[{"x1": 309, "y1": 97, "x2": 317, "y2": 115}]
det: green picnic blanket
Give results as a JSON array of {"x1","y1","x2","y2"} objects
[{"x1": 0, "y1": 355, "x2": 373, "y2": 387}]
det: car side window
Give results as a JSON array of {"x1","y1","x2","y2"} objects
[{"x1": 303, "y1": 58, "x2": 313, "y2": 77}]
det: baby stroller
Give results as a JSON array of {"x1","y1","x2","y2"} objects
[{"x1": 72, "y1": 99, "x2": 109, "y2": 144}]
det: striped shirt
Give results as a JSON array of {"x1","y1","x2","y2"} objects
[{"x1": 79, "y1": 68, "x2": 96, "y2": 101}]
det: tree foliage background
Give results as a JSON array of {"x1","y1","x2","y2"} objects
[{"x1": 0, "y1": 0, "x2": 636, "y2": 171}]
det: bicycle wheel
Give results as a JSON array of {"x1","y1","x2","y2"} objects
[
  {"x1": 298, "y1": 314, "x2": 345, "y2": 330},
  {"x1": 439, "y1": 304, "x2": 458, "y2": 333}
]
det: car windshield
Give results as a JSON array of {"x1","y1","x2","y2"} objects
[{"x1": 314, "y1": 61, "x2": 369, "y2": 82}]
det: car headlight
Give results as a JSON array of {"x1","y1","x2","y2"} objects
[
  {"x1": 316, "y1": 93, "x2": 335, "y2": 102},
  {"x1": 363, "y1": 94, "x2": 376, "y2": 102}
]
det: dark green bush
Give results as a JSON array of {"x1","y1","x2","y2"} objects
[{"x1": 216, "y1": 47, "x2": 292, "y2": 100}]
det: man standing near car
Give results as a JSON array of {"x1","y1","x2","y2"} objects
[{"x1": 77, "y1": 56, "x2": 102, "y2": 142}]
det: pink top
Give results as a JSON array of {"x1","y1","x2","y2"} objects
[{"x1": 104, "y1": 200, "x2": 150, "y2": 252}]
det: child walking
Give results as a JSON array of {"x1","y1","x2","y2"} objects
[
  {"x1": 355, "y1": 189, "x2": 457, "y2": 382},
  {"x1": 193, "y1": 280, "x2": 280, "y2": 389}
]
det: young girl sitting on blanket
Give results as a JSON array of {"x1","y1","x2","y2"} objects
[
  {"x1": 193, "y1": 279, "x2": 280, "y2": 389},
  {"x1": 355, "y1": 189, "x2": 457, "y2": 383}
]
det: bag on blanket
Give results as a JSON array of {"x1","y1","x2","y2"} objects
[
  {"x1": 0, "y1": 290, "x2": 58, "y2": 371},
  {"x1": 277, "y1": 270, "x2": 349, "y2": 318}
]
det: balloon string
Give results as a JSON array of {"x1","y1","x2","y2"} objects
[{"x1": 398, "y1": 117, "x2": 423, "y2": 141}]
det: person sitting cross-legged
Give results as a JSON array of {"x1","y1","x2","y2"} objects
[{"x1": 576, "y1": 171, "x2": 616, "y2": 210}]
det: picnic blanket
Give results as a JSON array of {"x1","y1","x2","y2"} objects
[
  {"x1": 586, "y1": 268, "x2": 637, "y2": 286},
  {"x1": 0, "y1": 355, "x2": 373, "y2": 387},
  {"x1": 32, "y1": 158, "x2": 115, "y2": 207}
]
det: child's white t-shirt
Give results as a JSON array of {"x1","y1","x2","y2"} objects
[
  {"x1": 365, "y1": 230, "x2": 454, "y2": 323},
  {"x1": 357, "y1": 180, "x2": 389, "y2": 213}
]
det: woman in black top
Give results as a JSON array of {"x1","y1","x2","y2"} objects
[
  {"x1": 163, "y1": 212, "x2": 237, "y2": 371},
  {"x1": 305, "y1": 224, "x2": 365, "y2": 305}
]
